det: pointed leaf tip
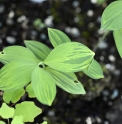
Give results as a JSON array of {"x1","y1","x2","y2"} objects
[
  {"x1": 31, "y1": 67, "x2": 56, "y2": 106},
  {"x1": 48, "y1": 28, "x2": 71, "y2": 47},
  {"x1": 82, "y1": 59, "x2": 104, "y2": 79},
  {"x1": 44, "y1": 42, "x2": 95, "y2": 72}
]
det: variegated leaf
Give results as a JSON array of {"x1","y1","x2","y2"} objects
[
  {"x1": 31, "y1": 67, "x2": 56, "y2": 106},
  {"x1": 48, "y1": 28, "x2": 71, "y2": 47},
  {"x1": 0, "y1": 46, "x2": 39, "y2": 64},
  {"x1": 24, "y1": 40, "x2": 51, "y2": 61},
  {"x1": 44, "y1": 42, "x2": 95, "y2": 72},
  {"x1": 46, "y1": 67, "x2": 86, "y2": 94}
]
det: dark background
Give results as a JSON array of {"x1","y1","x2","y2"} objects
[{"x1": 0, "y1": 0, "x2": 122, "y2": 124}]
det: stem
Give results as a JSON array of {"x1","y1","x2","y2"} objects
[
  {"x1": 93, "y1": 31, "x2": 110, "y2": 52},
  {"x1": 8, "y1": 119, "x2": 9, "y2": 124}
]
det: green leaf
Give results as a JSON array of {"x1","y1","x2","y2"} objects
[
  {"x1": 48, "y1": 28, "x2": 71, "y2": 47},
  {"x1": 0, "y1": 61, "x2": 37, "y2": 91},
  {"x1": 31, "y1": 67, "x2": 56, "y2": 106},
  {"x1": 101, "y1": 1, "x2": 122, "y2": 30},
  {"x1": 26, "y1": 83, "x2": 35, "y2": 98},
  {"x1": 3, "y1": 88, "x2": 25, "y2": 103},
  {"x1": 46, "y1": 67, "x2": 86, "y2": 94},
  {"x1": 14, "y1": 101, "x2": 42, "y2": 122},
  {"x1": 0, "y1": 103, "x2": 14, "y2": 119},
  {"x1": 41, "y1": 121, "x2": 48, "y2": 124},
  {"x1": 11, "y1": 116, "x2": 24, "y2": 124},
  {"x1": 113, "y1": 29, "x2": 122, "y2": 58},
  {"x1": 44, "y1": 42, "x2": 95, "y2": 72},
  {"x1": 0, "y1": 46, "x2": 39, "y2": 64},
  {"x1": 82, "y1": 59, "x2": 104, "y2": 79},
  {"x1": 0, "y1": 121, "x2": 6, "y2": 124},
  {"x1": 24, "y1": 40, "x2": 51, "y2": 61}
]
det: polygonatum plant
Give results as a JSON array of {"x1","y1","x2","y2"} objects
[
  {"x1": 0, "y1": 28, "x2": 104, "y2": 106},
  {"x1": 101, "y1": 0, "x2": 122, "y2": 58}
]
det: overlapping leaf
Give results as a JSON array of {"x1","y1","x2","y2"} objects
[
  {"x1": 0, "y1": 46, "x2": 39, "y2": 64},
  {"x1": 113, "y1": 29, "x2": 122, "y2": 58},
  {"x1": 82, "y1": 59, "x2": 104, "y2": 79},
  {"x1": 3, "y1": 88, "x2": 25, "y2": 103},
  {"x1": 48, "y1": 28, "x2": 71, "y2": 47},
  {"x1": 26, "y1": 83, "x2": 35, "y2": 98},
  {"x1": 0, "y1": 61, "x2": 37, "y2": 91},
  {"x1": 101, "y1": 1, "x2": 122, "y2": 30},
  {"x1": 44, "y1": 42, "x2": 95, "y2": 72},
  {"x1": 24, "y1": 40, "x2": 51, "y2": 61},
  {"x1": 11, "y1": 116, "x2": 24, "y2": 124},
  {"x1": 14, "y1": 101, "x2": 42, "y2": 122},
  {"x1": 46, "y1": 67, "x2": 86, "y2": 94},
  {"x1": 31, "y1": 67, "x2": 56, "y2": 106},
  {"x1": 0, "y1": 103, "x2": 14, "y2": 119}
]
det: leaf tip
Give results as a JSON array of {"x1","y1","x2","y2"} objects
[{"x1": 47, "y1": 28, "x2": 52, "y2": 31}]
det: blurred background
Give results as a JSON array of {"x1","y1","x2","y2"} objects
[{"x1": 0, "y1": 0, "x2": 122, "y2": 124}]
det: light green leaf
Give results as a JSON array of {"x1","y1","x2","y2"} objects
[
  {"x1": 0, "y1": 61, "x2": 37, "y2": 91},
  {"x1": 44, "y1": 42, "x2": 95, "y2": 72},
  {"x1": 113, "y1": 29, "x2": 122, "y2": 58},
  {"x1": 48, "y1": 28, "x2": 71, "y2": 47},
  {"x1": 46, "y1": 67, "x2": 86, "y2": 94},
  {"x1": 31, "y1": 67, "x2": 56, "y2": 106},
  {"x1": 0, "y1": 103, "x2": 14, "y2": 119},
  {"x1": 11, "y1": 116, "x2": 24, "y2": 124},
  {"x1": 0, "y1": 121, "x2": 6, "y2": 124},
  {"x1": 14, "y1": 101, "x2": 42, "y2": 122},
  {"x1": 82, "y1": 59, "x2": 104, "y2": 79},
  {"x1": 41, "y1": 121, "x2": 48, "y2": 124},
  {"x1": 26, "y1": 83, "x2": 35, "y2": 98},
  {"x1": 3, "y1": 88, "x2": 25, "y2": 103},
  {"x1": 0, "y1": 46, "x2": 39, "y2": 64},
  {"x1": 101, "y1": 1, "x2": 122, "y2": 30},
  {"x1": 24, "y1": 40, "x2": 51, "y2": 61}
]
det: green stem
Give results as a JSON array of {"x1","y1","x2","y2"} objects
[
  {"x1": 93, "y1": 31, "x2": 110, "y2": 52},
  {"x1": 8, "y1": 119, "x2": 9, "y2": 124}
]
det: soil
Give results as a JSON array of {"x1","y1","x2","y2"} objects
[{"x1": 0, "y1": 0, "x2": 122, "y2": 124}]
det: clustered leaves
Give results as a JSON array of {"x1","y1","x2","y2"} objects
[
  {"x1": 101, "y1": 0, "x2": 122, "y2": 58},
  {"x1": 0, "y1": 28, "x2": 104, "y2": 106},
  {"x1": 0, "y1": 102, "x2": 42, "y2": 124}
]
